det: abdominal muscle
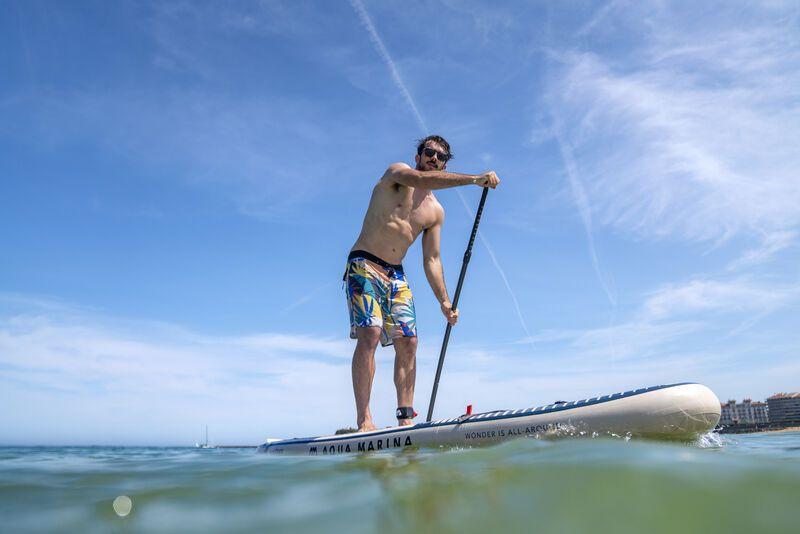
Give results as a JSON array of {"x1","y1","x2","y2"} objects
[{"x1": 351, "y1": 180, "x2": 437, "y2": 265}]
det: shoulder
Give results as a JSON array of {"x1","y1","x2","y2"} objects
[
  {"x1": 381, "y1": 162, "x2": 413, "y2": 182},
  {"x1": 388, "y1": 162, "x2": 412, "y2": 172}
]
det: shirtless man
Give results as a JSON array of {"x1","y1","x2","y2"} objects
[{"x1": 344, "y1": 135, "x2": 500, "y2": 432}]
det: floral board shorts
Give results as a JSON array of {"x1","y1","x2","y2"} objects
[{"x1": 344, "y1": 250, "x2": 417, "y2": 347}]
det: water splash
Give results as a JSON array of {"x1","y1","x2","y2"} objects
[{"x1": 693, "y1": 431, "x2": 724, "y2": 449}]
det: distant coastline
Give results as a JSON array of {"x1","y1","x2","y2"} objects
[
  {"x1": 718, "y1": 424, "x2": 800, "y2": 435},
  {"x1": 766, "y1": 426, "x2": 800, "y2": 434}
]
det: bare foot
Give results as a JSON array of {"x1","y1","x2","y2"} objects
[
  {"x1": 358, "y1": 421, "x2": 376, "y2": 433},
  {"x1": 398, "y1": 419, "x2": 414, "y2": 427}
]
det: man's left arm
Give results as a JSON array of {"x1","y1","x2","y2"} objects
[{"x1": 422, "y1": 217, "x2": 459, "y2": 326}]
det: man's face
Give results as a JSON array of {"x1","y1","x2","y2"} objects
[{"x1": 415, "y1": 141, "x2": 449, "y2": 172}]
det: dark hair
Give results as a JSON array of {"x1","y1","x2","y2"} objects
[{"x1": 416, "y1": 135, "x2": 454, "y2": 161}]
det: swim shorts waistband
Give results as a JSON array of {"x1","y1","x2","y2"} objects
[{"x1": 348, "y1": 250, "x2": 404, "y2": 273}]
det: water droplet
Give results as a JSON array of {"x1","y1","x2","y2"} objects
[{"x1": 113, "y1": 495, "x2": 133, "y2": 517}]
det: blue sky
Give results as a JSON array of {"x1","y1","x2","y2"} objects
[{"x1": 1, "y1": 0, "x2": 798, "y2": 445}]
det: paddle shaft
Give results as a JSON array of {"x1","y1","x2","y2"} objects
[{"x1": 426, "y1": 187, "x2": 489, "y2": 422}]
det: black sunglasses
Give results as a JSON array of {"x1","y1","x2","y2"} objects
[{"x1": 422, "y1": 147, "x2": 451, "y2": 162}]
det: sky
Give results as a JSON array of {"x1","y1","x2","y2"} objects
[{"x1": 1, "y1": 0, "x2": 798, "y2": 446}]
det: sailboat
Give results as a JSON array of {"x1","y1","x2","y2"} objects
[{"x1": 195, "y1": 425, "x2": 214, "y2": 448}]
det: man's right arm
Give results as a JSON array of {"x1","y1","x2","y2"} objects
[{"x1": 383, "y1": 163, "x2": 499, "y2": 190}]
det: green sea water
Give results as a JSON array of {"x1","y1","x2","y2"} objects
[{"x1": 1, "y1": 432, "x2": 799, "y2": 533}]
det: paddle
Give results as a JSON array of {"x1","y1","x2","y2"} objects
[{"x1": 426, "y1": 187, "x2": 490, "y2": 422}]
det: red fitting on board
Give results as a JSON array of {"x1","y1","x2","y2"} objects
[{"x1": 466, "y1": 404, "x2": 473, "y2": 415}]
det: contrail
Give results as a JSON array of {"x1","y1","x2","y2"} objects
[
  {"x1": 552, "y1": 120, "x2": 617, "y2": 306},
  {"x1": 541, "y1": 6, "x2": 618, "y2": 366},
  {"x1": 348, "y1": 0, "x2": 428, "y2": 133},
  {"x1": 281, "y1": 282, "x2": 340, "y2": 315},
  {"x1": 456, "y1": 189, "x2": 536, "y2": 352},
  {"x1": 543, "y1": 2, "x2": 616, "y2": 308},
  {"x1": 349, "y1": 0, "x2": 535, "y2": 348}
]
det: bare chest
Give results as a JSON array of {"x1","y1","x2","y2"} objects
[{"x1": 386, "y1": 187, "x2": 439, "y2": 231}]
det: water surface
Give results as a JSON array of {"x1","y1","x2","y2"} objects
[{"x1": 1, "y1": 432, "x2": 798, "y2": 533}]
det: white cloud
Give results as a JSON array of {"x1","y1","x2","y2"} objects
[
  {"x1": 643, "y1": 278, "x2": 796, "y2": 321},
  {"x1": 543, "y1": 4, "x2": 800, "y2": 260},
  {"x1": 0, "y1": 296, "x2": 355, "y2": 444},
  {"x1": 511, "y1": 273, "x2": 800, "y2": 396},
  {"x1": 575, "y1": 0, "x2": 626, "y2": 38},
  {"x1": 512, "y1": 3, "x2": 800, "y2": 406},
  {"x1": 3, "y1": 283, "x2": 798, "y2": 445},
  {"x1": 729, "y1": 230, "x2": 798, "y2": 269}
]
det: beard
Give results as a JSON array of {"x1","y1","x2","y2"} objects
[{"x1": 417, "y1": 161, "x2": 440, "y2": 172}]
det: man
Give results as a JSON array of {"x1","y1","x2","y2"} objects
[{"x1": 344, "y1": 135, "x2": 500, "y2": 432}]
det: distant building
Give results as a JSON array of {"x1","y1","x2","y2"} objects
[
  {"x1": 719, "y1": 398, "x2": 769, "y2": 425},
  {"x1": 767, "y1": 393, "x2": 800, "y2": 425}
]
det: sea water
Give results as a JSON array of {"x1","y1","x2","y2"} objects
[{"x1": 1, "y1": 432, "x2": 798, "y2": 533}]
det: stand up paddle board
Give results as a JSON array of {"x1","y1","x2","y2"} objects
[{"x1": 258, "y1": 382, "x2": 721, "y2": 455}]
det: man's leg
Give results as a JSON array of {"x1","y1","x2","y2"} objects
[
  {"x1": 352, "y1": 326, "x2": 382, "y2": 432},
  {"x1": 393, "y1": 336, "x2": 418, "y2": 426}
]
